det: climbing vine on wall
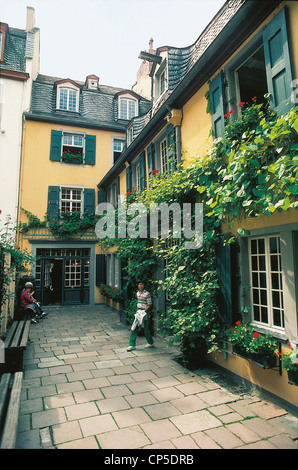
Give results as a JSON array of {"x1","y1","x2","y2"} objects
[{"x1": 99, "y1": 100, "x2": 298, "y2": 361}]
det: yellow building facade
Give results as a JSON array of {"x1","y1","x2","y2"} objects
[{"x1": 97, "y1": 0, "x2": 298, "y2": 407}]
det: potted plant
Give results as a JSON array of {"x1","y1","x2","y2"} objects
[
  {"x1": 229, "y1": 322, "x2": 277, "y2": 368},
  {"x1": 277, "y1": 342, "x2": 298, "y2": 385}
]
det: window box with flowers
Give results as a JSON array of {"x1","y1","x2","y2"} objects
[
  {"x1": 99, "y1": 283, "x2": 122, "y2": 302},
  {"x1": 62, "y1": 149, "x2": 84, "y2": 164},
  {"x1": 229, "y1": 322, "x2": 278, "y2": 369},
  {"x1": 276, "y1": 343, "x2": 298, "y2": 386}
]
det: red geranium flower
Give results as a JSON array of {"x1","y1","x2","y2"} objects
[
  {"x1": 126, "y1": 191, "x2": 131, "y2": 196},
  {"x1": 152, "y1": 169, "x2": 159, "y2": 174},
  {"x1": 252, "y1": 96, "x2": 257, "y2": 100},
  {"x1": 235, "y1": 321, "x2": 241, "y2": 326},
  {"x1": 224, "y1": 110, "x2": 234, "y2": 118},
  {"x1": 252, "y1": 332, "x2": 259, "y2": 339},
  {"x1": 238, "y1": 102, "x2": 245, "y2": 107}
]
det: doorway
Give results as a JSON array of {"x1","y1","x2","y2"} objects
[{"x1": 35, "y1": 248, "x2": 90, "y2": 305}]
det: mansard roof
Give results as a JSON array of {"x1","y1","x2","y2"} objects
[{"x1": 25, "y1": 74, "x2": 152, "y2": 130}]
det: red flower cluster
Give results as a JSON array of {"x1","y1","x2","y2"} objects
[
  {"x1": 235, "y1": 321, "x2": 241, "y2": 326},
  {"x1": 152, "y1": 169, "x2": 159, "y2": 174},
  {"x1": 238, "y1": 102, "x2": 245, "y2": 107},
  {"x1": 252, "y1": 332, "x2": 260, "y2": 339},
  {"x1": 224, "y1": 110, "x2": 234, "y2": 118}
]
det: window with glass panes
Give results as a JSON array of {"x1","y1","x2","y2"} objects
[
  {"x1": 160, "y1": 138, "x2": 168, "y2": 173},
  {"x1": 119, "y1": 98, "x2": 137, "y2": 120},
  {"x1": 63, "y1": 133, "x2": 84, "y2": 159},
  {"x1": 113, "y1": 138, "x2": 125, "y2": 163},
  {"x1": 60, "y1": 188, "x2": 82, "y2": 213},
  {"x1": 59, "y1": 88, "x2": 78, "y2": 111},
  {"x1": 249, "y1": 236, "x2": 284, "y2": 330}
]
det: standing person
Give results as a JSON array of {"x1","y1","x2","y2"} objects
[
  {"x1": 20, "y1": 282, "x2": 48, "y2": 323},
  {"x1": 127, "y1": 280, "x2": 154, "y2": 351}
]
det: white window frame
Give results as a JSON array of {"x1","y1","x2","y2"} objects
[
  {"x1": 56, "y1": 83, "x2": 80, "y2": 112},
  {"x1": 112, "y1": 136, "x2": 125, "y2": 165},
  {"x1": 135, "y1": 162, "x2": 141, "y2": 190},
  {"x1": 249, "y1": 234, "x2": 285, "y2": 335},
  {"x1": 59, "y1": 186, "x2": 84, "y2": 214},
  {"x1": 154, "y1": 59, "x2": 168, "y2": 101},
  {"x1": 118, "y1": 94, "x2": 138, "y2": 120},
  {"x1": 160, "y1": 138, "x2": 168, "y2": 173},
  {"x1": 62, "y1": 131, "x2": 85, "y2": 163},
  {"x1": 127, "y1": 126, "x2": 134, "y2": 146}
]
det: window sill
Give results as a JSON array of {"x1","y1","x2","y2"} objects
[
  {"x1": 60, "y1": 161, "x2": 86, "y2": 167},
  {"x1": 250, "y1": 322, "x2": 287, "y2": 342}
]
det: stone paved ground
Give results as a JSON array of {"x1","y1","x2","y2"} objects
[{"x1": 16, "y1": 305, "x2": 298, "y2": 450}]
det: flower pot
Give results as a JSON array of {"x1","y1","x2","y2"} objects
[{"x1": 287, "y1": 370, "x2": 298, "y2": 386}]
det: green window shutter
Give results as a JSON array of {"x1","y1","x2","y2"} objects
[
  {"x1": 166, "y1": 125, "x2": 176, "y2": 172},
  {"x1": 47, "y1": 186, "x2": 59, "y2": 217},
  {"x1": 84, "y1": 188, "x2": 95, "y2": 215},
  {"x1": 139, "y1": 151, "x2": 146, "y2": 191},
  {"x1": 215, "y1": 237, "x2": 238, "y2": 325},
  {"x1": 209, "y1": 71, "x2": 225, "y2": 139},
  {"x1": 147, "y1": 143, "x2": 155, "y2": 175},
  {"x1": 85, "y1": 134, "x2": 96, "y2": 165},
  {"x1": 263, "y1": 7, "x2": 293, "y2": 114},
  {"x1": 96, "y1": 254, "x2": 106, "y2": 286},
  {"x1": 126, "y1": 166, "x2": 132, "y2": 193},
  {"x1": 98, "y1": 189, "x2": 107, "y2": 204},
  {"x1": 50, "y1": 130, "x2": 62, "y2": 161}
]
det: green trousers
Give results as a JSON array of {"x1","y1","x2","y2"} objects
[{"x1": 129, "y1": 314, "x2": 154, "y2": 347}]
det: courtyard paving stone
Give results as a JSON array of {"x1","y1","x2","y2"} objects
[{"x1": 15, "y1": 304, "x2": 298, "y2": 450}]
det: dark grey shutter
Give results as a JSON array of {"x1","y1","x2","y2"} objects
[
  {"x1": 84, "y1": 188, "x2": 95, "y2": 215},
  {"x1": 139, "y1": 152, "x2": 146, "y2": 191},
  {"x1": 96, "y1": 254, "x2": 105, "y2": 286},
  {"x1": 50, "y1": 130, "x2": 62, "y2": 161},
  {"x1": 147, "y1": 143, "x2": 155, "y2": 176},
  {"x1": 209, "y1": 71, "x2": 225, "y2": 139},
  {"x1": 47, "y1": 186, "x2": 59, "y2": 217},
  {"x1": 215, "y1": 237, "x2": 238, "y2": 325},
  {"x1": 126, "y1": 166, "x2": 132, "y2": 192},
  {"x1": 85, "y1": 134, "x2": 96, "y2": 165},
  {"x1": 98, "y1": 189, "x2": 107, "y2": 204},
  {"x1": 263, "y1": 7, "x2": 293, "y2": 114}
]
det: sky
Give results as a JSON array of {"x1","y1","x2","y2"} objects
[{"x1": 0, "y1": 0, "x2": 226, "y2": 89}]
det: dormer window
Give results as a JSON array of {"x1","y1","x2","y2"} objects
[
  {"x1": 154, "y1": 59, "x2": 167, "y2": 101},
  {"x1": 127, "y1": 126, "x2": 134, "y2": 146},
  {"x1": 117, "y1": 92, "x2": 139, "y2": 120},
  {"x1": 56, "y1": 80, "x2": 80, "y2": 112}
]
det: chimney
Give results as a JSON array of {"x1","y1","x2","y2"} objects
[
  {"x1": 26, "y1": 6, "x2": 35, "y2": 31},
  {"x1": 149, "y1": 38, "x2": 154, "y2": 53}
]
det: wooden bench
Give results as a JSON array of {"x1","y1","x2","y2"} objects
[
  {"x1": 0, "y1": 320, "x2": 31, "y2": 374},
  {"x1": 0, "y1": 372, "x2": 23, "y2": 449}
]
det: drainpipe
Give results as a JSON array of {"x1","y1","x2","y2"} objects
[{"x1": 175, "y1": 124, "x2": 182, "y2": 170}]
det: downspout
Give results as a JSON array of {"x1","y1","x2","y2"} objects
[
  {"x1": 166, "y1": 108, "x2": 183, "y2": 171},
  {"x1": 175, "y1": 124, "x2": 182, "y2": 170}
]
